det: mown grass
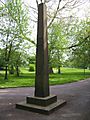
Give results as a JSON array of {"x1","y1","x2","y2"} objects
[
  {"x1": 0, "y1": 67, "x2": 90, "y2": 88},
  {"x1": 50, "y1": 68, "x2": 90, "y2": 85}
]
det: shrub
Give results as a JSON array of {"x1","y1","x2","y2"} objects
[{"x1": 29, "y1": 64, "x2": 34, "y2": 72}]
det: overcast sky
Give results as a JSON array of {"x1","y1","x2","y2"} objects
[
  {"x1": 24, "y1": 0, "x2": 90, "y2": 17},
  {"x1": 0, "y1": 0, "x2": 90, "y2": 18}
]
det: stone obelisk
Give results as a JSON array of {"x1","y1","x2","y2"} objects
[
  {"x1": 16, "y1": 3, "x2": 66, "y2": 115},
  {"x1": 35, "y1": 3, "x2": 49, "y2": 97}
]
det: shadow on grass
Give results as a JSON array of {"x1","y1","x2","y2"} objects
[{"x1": 16, "y1": 73, "x2": 35, "y2": 79}]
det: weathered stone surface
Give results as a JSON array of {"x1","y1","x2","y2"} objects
[
  {"x1": 16, "y1": 100, "x2": 66, "y2": 115},
  {"x1": 26, "y1": 95, "x2": 57, "y2": 106},
  {"x1": 35, "y1": 3, "x2": 49, "y2": 97}
]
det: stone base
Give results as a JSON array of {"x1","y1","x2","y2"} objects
[
  {"x1": 16, "y1": 95, "x2": 66, "y2": 115},
  {"x1": 26, "y1": 95, "x2": 57, "y2": 106}
]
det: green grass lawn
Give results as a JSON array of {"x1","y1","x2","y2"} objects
[
  {"x1": 0, "y1": 67, "x2": 90, "y2": 88},
  {"x1": 49, "y1": 67, "x2": 90, "y2": 85}
]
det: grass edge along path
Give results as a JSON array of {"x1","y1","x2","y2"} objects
[{"x1": 0, "y1": 67, "x2": 90, "y2": 88}]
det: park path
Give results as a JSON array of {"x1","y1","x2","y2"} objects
[{"x1": 0, "y1": 79, "x2": 90, "y2": 120}]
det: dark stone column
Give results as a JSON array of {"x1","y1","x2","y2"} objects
[
  {"x1": 16, "y1": 3, "x2": 66, "y2": 115},
  {"x1": 35, "y1": 3, "x2": 49, "y2": 97}
]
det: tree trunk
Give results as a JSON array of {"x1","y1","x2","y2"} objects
[
  {"x1": 4, "y1": 44, "x2": 8, "y2": 80},
  {"x1": 48, "y1": 66, "x2": 53, "y2": 74},
  {"x1": 9, "y1": 65, "x2": 14, "y2": 74},
  {"x1": 16, "y1": 66, "x2": 19, "y2": 77},
  {"x1": 4, "y1": 40, "x2": 12, "y2": 80},
  {"x1": 58, "y1": 66, "x2": 61, "y2": 74},
  {"x1": 4, "y1": 65, "x2": 8, "y2": 80}
]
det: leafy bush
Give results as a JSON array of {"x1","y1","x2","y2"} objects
[{"x1": 29, "y1": 64, "x2": 34, "y2": 72}]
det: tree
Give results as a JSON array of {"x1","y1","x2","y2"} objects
[
  {"x1": 48, "y1": 21, "x2": 67, "y2": 73},
  {"x1": 0, "y1": 0, "x2": 31, "y2": 79},
  {"x1": 66, "y1": 18, "x2": 90, "y2": 71},
  {"x1": 0, "y1": 48, "x2": 5, "y2": 68},
  {"x1": 26, "y1": 0, "x2": 88, "y2": 73}
]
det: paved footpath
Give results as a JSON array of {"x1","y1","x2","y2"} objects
[{"x1": 0, "y1": 79, "x2": 90, "y2": 120}]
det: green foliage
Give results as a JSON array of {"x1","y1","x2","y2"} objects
[
  {"x1": 28, "y1": 56, "x2": 35, "y2": 72},
  {"x1": 9, "y1": 65, "x2": 15, "y2": 74},
  {"x1": 0, "y1": 0, "x2": 31, "y2": 79},
  {"x1": 29, "y1": 64, "x2": 35, "y2": 72},
  {"x1": 0, "y1": 49, "x2": 5, "y2": 67},
  {"x1": 67, "y1": 18, "x2": 90, "y2": 69},
  {"x1": 48, "y1": 21, "x2": 68, "y2": 69},
  {"x1": 0, "y1": 67, "x2": 90, "y2": 88},
  {"x1": 28, "y1": 56, "x2": 36, "y2": 64}
]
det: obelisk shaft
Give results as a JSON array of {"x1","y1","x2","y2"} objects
[
  {"x1": 35, "y1": 3, "x2": 49, "y2": 97},
  {"x1": 16, "y1": 3, "x2": 66, "y2": 114}
]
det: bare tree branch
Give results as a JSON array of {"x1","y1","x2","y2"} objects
[
  {"x1": 44, "y1": 0, "x2": 52, "y2": 3},
  {"x1": 66, "y1": 35, "x2": 90, "y2": 50},
  {"x1": 44, "y1": 0, "x2": 47, "y2": 3},
  {"x1": 29, "y1": 18, "x2": 37, "y2": 23},
  {"x1": 48, "y1": 0, "x2": 62, "y2": 28},
  {"x1": 28, "y1": 5, "x2": 38, "y2": 14},
  {"x1": 47, "y1": 0, "x2": 87, "y2": 28},
  {"x1": 36, "y1": 0, "x2": 39, "y2": 8},
  {"x1": 24, "y1": 3, "x2": 38, "y2": 14},
  {"x1": 40, "y1": 0, "x2": 42, "y2": 3},
  {"x1": 65, "y1": 0, "x2": 87, "y2": 10},
  {"x1": 24, "y1": 3, "x2": 38, "y2": 23},
  {"x1": 0, "y1": 0, "x2": 5, "y2": 5}
]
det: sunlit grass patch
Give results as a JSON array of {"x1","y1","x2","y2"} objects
[{"x1": 0, "y1": 67, "x2": 90, "y2": 88}]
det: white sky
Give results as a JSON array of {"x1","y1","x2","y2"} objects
[
  {"x1": 0, "y1": 0, "x2": 90, "y2": 18},
  {"x1": 0, "y1": 0, "x2": 90, "y2": 20},
  {"x1": 23, "y1": 0, "x2": 90, "y2": 17}
]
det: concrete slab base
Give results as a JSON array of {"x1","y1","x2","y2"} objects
[{"x1": 16, "y1": 95, "x2": 66, "y2": 115}]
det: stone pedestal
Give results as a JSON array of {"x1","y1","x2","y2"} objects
[
  {"x1": 16, "y1": 3, "x2": 66, "y2": 115},
  {"x1": 16, "y1": 95, "x2": 66, "y2": 115}
]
